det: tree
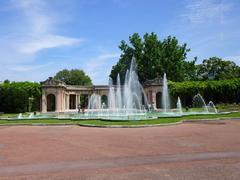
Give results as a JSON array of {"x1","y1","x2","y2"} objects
[
  {"x1": 0, "y1": 82, "x2": 41, "y2": 113},
  {"x1": 196, "y1": 57, "x2": 240, "y2": 80},
  {"x1": 182, "y1": 57, "x2": 198, "y2": 81},
  {"x1": 53, "y1": 69, "x2": 92, "y2": 85},
  {"x1": 4, "y1": 79, "x2": 10, "y2": 83},
  {"x1": 110, "y1": 33, "x2": 192, "y2": 83}
]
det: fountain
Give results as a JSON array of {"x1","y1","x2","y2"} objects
[
  {"x1": 86, "y1": 58, "x2": 149, "y2": 120},
  {"x1": 73, "y1": 70, "x2": 218, "y2": 120},
  {"x1": 18, "y1": 113, "x2": 23, "y2": 119},
  {"x1": 208, "y1": 101, "x2": 218, "y2": 113},
  {"x1": 88, "y1": 93, "x2": 101, "y2": 110},
  {"x1": 0, "y1": 59, "x2": 220, "y2": 122},
  {"x1": 162, "y1": 73, "x2": 170, "y2": 113},
  {"x1": 176, "y1": 97, "x2": 182, "y2": 114},
  {"x1": 192, "y1": 93, "x2": 209, "y2": 113},
  {"x1": 28, "y1": 112, "x2": 34, "y2": 118},
  {"x1": 116, "y1": 74, "x2": 122, "y2": 110}
]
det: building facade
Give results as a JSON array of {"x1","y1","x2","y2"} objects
[{"x1": 41, "y1": 77, "x2": 163, "y2": 113}]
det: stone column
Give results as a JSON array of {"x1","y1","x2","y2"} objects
[
  {"x1": 56, "y1": 91, "x2": 61, "y2": 112},
  {"x1": 61, "y1": 90, "x2": 65, "y2": 112},
  {"x1": 66, "y1": 94, "x2": 69, "y2": 111},
  {"x1": 62, "y1": 93, "x2": 65, "y2": 112},
  {"x1": 65, "y1": 94, "x2": 68, "y2": 111},
  {"x1": 149, "y1": 90, "x2": 153, "y2": 104},
  {"x1": 77, "y1": 94, "x2": 81, "y2": 106},
  {"x1": 75, "y1": 94, "x2": 78, "y2": 109},
  {"x1": 41, "y1": 91, "x2": 47, "y2": 113},
  {"x1": 152, "y1": 91, "x2": 156, "y2": 109}
]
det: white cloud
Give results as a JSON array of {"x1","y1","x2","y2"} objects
[
  {"x1": 12, "y1": 0, "x2": 83, "y2": 54},
  {"x1": 0, "y1": 62, "x2": 55, "y2": 82},
  {"x1": 19, "y1": 35, "x2": 82, "y2": 54},
  {"x1": 82, "y1": 53, "x2": 120, "y2": 85},
  {"x1": 98, "y1": 53, "x2": 120, "y2": 60},
  {"x1": 9, "y1": 62, "x2": 53, "y2": 72},
  {"x1": 182, "y1": 0, "x2": 232, "y2": 24},
  {"x1": 10, "y1": 0, "x2": 54, "y2": 34},
  {"x1": 0, "y1": 0, "x2": 83, "y2": 81}
]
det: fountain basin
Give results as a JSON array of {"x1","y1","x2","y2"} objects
[{"x1": 0, "y1": 110, "x2": 227, "y2": 121}]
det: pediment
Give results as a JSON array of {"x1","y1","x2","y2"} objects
[{"x1": 41, "y1": 77, "x2": 65, "y2": 86}]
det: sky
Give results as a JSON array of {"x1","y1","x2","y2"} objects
[{"x1": 0, "y1": 0, "x2": 240, "y2": 84}]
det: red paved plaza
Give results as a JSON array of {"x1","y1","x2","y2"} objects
[{"x1": 0, "y1": 120, "x2": 240, "y2": 179}]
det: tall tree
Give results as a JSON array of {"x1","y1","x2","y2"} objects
[
  {"x1": 196, "y1": 57, "x2": 240, "y2": 80},
  {"x1": 110, "y1": 33, "x2": 192, "y2": 83},
  {"x1": 54, "y1": 69, "x2": 92, "y2": 85}
]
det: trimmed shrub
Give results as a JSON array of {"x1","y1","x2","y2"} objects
[{"x1": 169, "y1": 78, "x2": 240, "y2": 107}]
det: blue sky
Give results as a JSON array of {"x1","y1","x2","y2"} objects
[{"x1": 0, "y1": 0, "x2": 240, "y2": 84}]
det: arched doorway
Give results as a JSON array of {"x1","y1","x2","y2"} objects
[
  {"x1": 80, "y1": 94, "x2": 89, "y2": 108},
  {"x1": 69, "y1": 94, "x2": 76, "y2": 109},
  {"x1": 47, "y1": 94, "x2": 56, "y2": 112},
  {"x1": 156, "y1": 92, "x2": 162, "y2": 109},
  {"x1": 101, "y1": 95, "x2": 108, "y2": 108}
]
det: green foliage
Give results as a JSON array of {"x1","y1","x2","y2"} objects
[
  {"x1": 169, "y1": 78, "x2": 240, "y2": 106},
  {"x1": 196, "y1": 57, "x2": 240, "y2": 80},
  {"x1": 182, "y1": 57, "x2": 198, "y2": 81},
  {"x1": 110, "y1": 33, "x2": 192, "y2": 83},
  {"x1": 54, "y1": 69, "x2": 92, "y2": 85},
  {"x1": 216, "y1": 103, "x2": 240, "y2": 111},
  {"x1": 3, "y1": 79, "x2": 10, "y2": 83},
  {"x1": 0, "y1": 111, "x2": 240, "y2": 125},
  {"x1": 0, "y1": 82, "x2": 41, "y2": 113},
  {"x1": 110, "y1": 33, "x2": 240, "y2": 84}
]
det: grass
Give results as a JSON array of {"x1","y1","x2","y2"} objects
[
  {"x1": 0, "y1": 111, "x2": 239, "y2": 126},
  {"x1": 78, "y1": 112, "x2": 240, "y2": 126},
  {"x1": 216, "y1": 103, "x2": 240, "y2": 111}
]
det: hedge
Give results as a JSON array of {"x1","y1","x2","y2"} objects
[{"x1": 168, "y1": 78, "x2": 240, "y2": 107}]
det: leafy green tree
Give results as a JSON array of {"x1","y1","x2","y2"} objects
[
  {"x1": 54, "y1": 69, "x2": 92, "y2": 85},
  {"x1": 4, "y1": 79, "x2": 10, "y2": 83},
  {"x1": 110, "y1": 33, "x2": 192, "y2": 83},
  {"x1": 0, "y1": 82, "x2": 41, "y2": 113},
  {"x1": 182, "y1": 57, "x2": 198, "y2": 81},
  {"x1": 196, "y1": 57, "x2": 240, "y2": 80}
]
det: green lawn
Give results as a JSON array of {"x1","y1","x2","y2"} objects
[
  {"x1": 78, "y1": 112, "x2": 240, "y2": 126},
  {"x1": 0, "y1": 111, "x2": 239, "y2": 126}
]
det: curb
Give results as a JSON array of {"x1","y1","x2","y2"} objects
[
  {"x1": 0, "y1": 117, "x2": 239, "y2": 127},
  {"x1": 78, "y1": 121, "x2": 183, "y2": 128},
  {"x1": 184, "y1": 117, "x2": 240, "y2": 123}
]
